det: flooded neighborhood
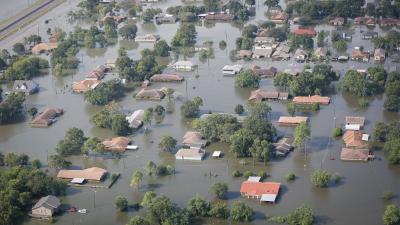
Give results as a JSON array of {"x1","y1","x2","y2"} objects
[{"x1": 0, "y1": 0, "x2": 400, "y2": 225}]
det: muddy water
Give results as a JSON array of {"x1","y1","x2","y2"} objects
[
  {"x1": 0, "y1": 0, "x2": 399, "y2": 225},
  {"x1": 0, "y1": 0, "x2": 42, "y2": 21}
]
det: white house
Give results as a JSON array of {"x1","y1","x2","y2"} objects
[
  {"x1": 222, "y1": 64, "x2": 243, "y2": 75},
  {"x1": 172, "y1": 61, "x2": 195, "y2": 71},
  {"x1": 126, "y1": 109, "x2": 145, "y2": 129},
  {"x1": 175, "y1": 148, "x2": 205, "y2": 161}
]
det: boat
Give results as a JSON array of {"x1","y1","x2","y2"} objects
[{"x1": 78, "y1": 209, "x2": 88, "y2": 214}]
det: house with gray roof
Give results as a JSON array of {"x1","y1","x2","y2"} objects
[
  {"x1": 31, "y1": 195, "x2": 61, "y2": 218},
  {"x1": 13, "y1": 80, "x2": 39, "y2": 95}
]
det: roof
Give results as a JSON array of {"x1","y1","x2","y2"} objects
[
  {"x1": 31, "y1": 108, "x2": 63, "y2": 127},
  {"x1": 136, "y1": 89, "x2": 165, "y2": 100},
  {"x1": 205, "y1": 13, "x2": 234, "y2": 21},
  {"x1": 271, "y1": 12, "x2": 288, "y2": 21},
  {"x1": 57, "y1": 167, "x2": 107, "y2": 181},
  {"x1": 273, "y1": 137, "x2": 294, "y2": 152},
  {"x1": 173, "y1": 61, "x2": 194, "y2": 67},
  {"x1": 278, "y1": 116, "x2": 308, "y2": 124},
  {"x1": 314, "y1": 47, "x2": 328, "y2": 57},
  {"x1": 72, "y1": 79, "x2": 101, "y2": 92},
  {"x1": 102, "y1": 137, "x2": 130, "y2": 152},
  {"x1": 340, "y1": 148, "x2": 369, "y2": 161},
  {"x1": 183, "y1": 131, "x2": 207, "y2": 147},
  {"x1": 31, "y1": 43, "x2": 58, "y2": 54},
  {"x1": 292, "y1": 28, "x2": 317, "y2": 36},
  {"x1": 345, "y1": 116, "x2": 365, "y2": 126},
  {"x1": 253, "y1": 48, "x2": 273, "y2": 57},
  {"x1": 260, "y1": 194, "x2": 278, "y2": 202},
  {"x1": 126, "y1": 109, "x2": 144, "y2": 128},
  {"x1": 223, "y1": 64, "x2": 243, "y2": 71},
  {"x1": 240, "y1": 181, "x2": 281, "y2": 197},
  {"x1": 32, "y1": 195, "x2": 61, "y2": 210},
  {"x1": 13, "y1": 80, "x2": 39, "y2": 93},
  {"x1": 71, "y1": 178, "x2": 85, "y2": 184},
  {"x1": 374, "y1": 48, "x2": 386, "y2": 57},
  {"x1": 175, "y1": 148, "x2": 205, "y2": 160},
  {"x1": 293, "y1": 95, "x2": 330, "y2": 105},
  {"x1": 352, "y1": 50, "x2": 369, "y2": 59},
  {"x1": 247, "y1": 176, "x2": 261, "y2": 182},
  {"x1": 134, "y1": 34, "x2": 160, "y2": 42},
  {"x1": 248, "y1": 89, "x2": 288, "y2": 101},
  {"x1": 238, "y1": 50, "x2": 252, "y2": 57},
  {"x1": 343, "y1": 131, "x2": 369, "y2": 149},
  {"x1": 294, "y1": 48, "x2": 308, "y2": 57},
  {"x1": 254, "y1": 37, "x2": 275, "y2": 43},
  {"x1": 252, "y1": 66, "x2": 277, "y2": 77},
  {"x1": 212, "y1": 151, "x2": 222, "y2": 157},
  {"x1": 150, "y1": 74, "x2": 184, "y2": 82}
]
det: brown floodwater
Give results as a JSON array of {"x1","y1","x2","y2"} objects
[{"x1": 0, "y1": 0, "x2": 399, "y2": 225}]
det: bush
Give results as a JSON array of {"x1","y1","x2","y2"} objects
[
  {"x1": 311, "y1": 170, "x2": 331, "y2": 188},
  {"x1": 286, "y1": 172, "x2": 296, "y2": 182},
  {"x1": 311, "y1": 103, "x2": 320, "y2": 111},
  {"x1": 230, "y1": 201, "x2": 254, "y2": 222},
  {"x1": 232, "y1": 170, "x2": 242, "y2": 177},
  {"x1": 383, "y1": 191, "x2": 395, "y2": 201},
  {"x1": 210, "y1": 183, "x2": 228, "y2": 199},
  {"x1": 257, "y1": 171, "x2": 268, "y2": 181},
  {"x1": 332, "y1": 127, "x2": 343, "y2": 138},
  {"x1": 115, "y1": 196, "x2": 128, "y2": 212},
  {"x1": 358, "y1": 98, "x2": 369, "y2": 108},
  {"x1": 234, "y1": 69, "x2": 260, "y2": 88},
  {"x1": 234, "y1": 104, "x2": 244, "y2": 115},
  {"x1": 209, "y1": 202, "x2": 229, "y2": 219},
  {"x1": 219, "y1": 40, "x2": 227, "y2": 49},
  {"x1": 243, "y1": 171, "x2": 253, "y2": 179}
]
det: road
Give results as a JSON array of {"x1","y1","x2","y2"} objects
[{"x1": 0, "y1": 0, "x2": 58, "y2": 39}]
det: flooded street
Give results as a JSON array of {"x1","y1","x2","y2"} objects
[{"x1": 0, "y1": 0, "x2": 399, "y2": 225}]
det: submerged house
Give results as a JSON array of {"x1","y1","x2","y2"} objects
[
  {"x1": 102, "y1": 137, "x2": 131, "y2": 152},
  {"x1": 292, "y1": 28, "x2": 317, "y2": 37},
  {"x1": 126, "y1": 109, "x2": 145, "y2": 129},
  {"x1": 150, "y1": 74, "x2": 184, "y2": 82},
  {"x1": 155, "y1": 13, "x2": 177, "y2": 24},
  {"x1": 270, "y1": 12, "x2": 288, "y2": 24},
  {"x1": 293, "y1": 95, "x2": 330, "y2": 105},
  {"x1": 31, "y1": 42, "x2": 58, "y2": 54},
  {"x1": 31, "y1": 108, "x2": 63, "y2": 127},
  {"x1": 345, "y1": 116, "x2": 365, "y2": 130},
  {"x1": 57, "y1": 167, "x2": 107, "y2": 182},
  {"x1": 253, "y1": 46, "x2": 273, "y2": 59},
  {"x1": 252, "y1": 66, "x2": 277, "y2": 78},
  {"x1": 374, "y1": 48, "x2": 386, "y2": 62},
  {"x1": 72, "y1": 79, "x2": 101, "y2": 93},
  {"x1": 31, "y1": 195, "x2": 61, "y2": 219},
  {"x1": 248, "y1": 89, "x2": 288, "y2": 102},
  {"x1": 340, "y1": 148, "x2": 371, "y2": 162},
  {"x1": 351, "y1": 50, "x2": 370, "y2": 62},
  {"x1": 272, "y1": 44, "x2": 290, "y2": 61},
  {"x1": 314, "y1": 47, "x2": 328, "y2": 60},
  {"x1": 240, "y1": 181, "x2": 281, "y2": 203},
  {"x1": 175, "y1": 148, "x2": 206, "y2": 161},
  {"x1": 294, "y1": 48, "x2": 308, "y2": 62},
  {"x1": 182, "y1": 131, "x2": 207, "y2": 149},
  {"x1": 171, "y1": 61, "x2": 195, "y2": 71},
  {"x1": 204, "y1": 13, "x2": 234, "y2": 21},
  {"x1": 278, "y1": 116, "x2": 308, "y2": 126},
  {"x1": 273, "y1": 137, "x2": 294, "y2": 157},
  {"x1": 13, "y1": 80, "x2": 39, "y2": 95},
  {"x1": 222, "y1": 64, "x2": 243, "y2": 75},
  {"x1": 134, "y1": 34, "x2": 160, "y2": 43},
  {"x1": 86, "y1": 65, "x2": 108, "y2": 80},
  {"x1": 343, "y1": 130, "x2": 369, "y2": 149},
  {"x1": 329, "y1": 17, "x2": 345, "y2": 26},
  {"x1": 135, "y1": 88, "x2": 165, "y2": 100}
]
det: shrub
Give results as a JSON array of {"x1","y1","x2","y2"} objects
[
  {"x1": 257, "y1": 171, "x2": 268, "y2": 181},
  {"x1": 383, "y1": 191, "x2": 395, "y2": 201},
  {"x1": 332, "y1": 127, "x2": 343, "y2": 138},
  {"x1": 243, "y1": 171, "x2": 253, "y2": 179},
  {"x1": 286, "y1": 172, "x2": 296, "y2": 182},
  {"x1": 232, "y1": 170, "x2": 242, "y2": 177},
  {"x1": 311, "y1": 170, "x2": 331, "y2": 188}
]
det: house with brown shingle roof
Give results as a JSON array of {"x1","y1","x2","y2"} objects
[
  {"x1": 102, "y1": 137, "x2": 130, "y2": 152},
  {"x1": 292, "y1": 28, "x2": 317, "y2": 37},
  {"x1": 340, "y1": 148, "x2": 370, "y2": 161},
  {"x1": 72, "y1": 79, "x2": 101, "y2": 93},
  {"x1": 252, "y1": 66, "x2": 277, "y2": 78},
  {"x1": 278, "y1": 116, "x2": 308, "y2": 126},
  {"x1": 31, "y1": 43, "x2": 58, "y2": 54},
  {"x1": 270, "y1": 12, "x2": 288, "y2": 24},
  {"x1": 182, "y1": 131, "x2": 207, "y2": 149},
  {"x1": 374, "y1": 48, "x2": 386, "y2": 62},
  {"x1": 343, "y1": 130, "x2": 369, "y2": 149},
  {"x1": 205, "y1": 13, "x2": 234, "y2": 21},
  {"x1": 248, "y1": 89, "x2": 288, "y2": 102},
  {"x1": 329, "y1": 17, "x2": 345, "y2": 26},
  {"x1": 135, "y1": 88, "x2": 165, "y2": 100},
  {"x1": 31, "y1": 108, "x2": 63, "y2": 127},
  {"x1": 351, "y1": 50, "x2": 370, "y2": 62},
  {"x1": 150, "y1": 74, "x2": 184, "y2": 82},
  {"x1": 175, "y1": 148, "x2": 206, "y2": 161},
  {"x1": 345, "y1": 116, "x2": 365, "y2": 128},
  {"x1": 31, "y1": 195, "x2": 61, "y2": 218},
  {"x1": 293, "y1": 95, "x2": 330, "y2": 105},
  {"x1": 314, "y1": 47, "x2": 328, "y2": 60},
  {"x1": 57, "y1": 167, "x2": 107, "y2": 182}
]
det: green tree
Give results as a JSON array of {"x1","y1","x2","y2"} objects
[
  {"x1": 311, "y1": 170, "x2": 331, "y2": 188},
  {"x1": 286, "y1": 102, "x2": 297, "y2": 116},
  {"x1": 119, "y1": 23, "x2": 137, "y2": 39},
  {"x1": 141, "y1": 8, "x2": 162, "y2": 23},
  {"x1": 274, "y1": 72, "x2": 293, "y2": 90},
  {"x1": 287, "y1": 204, "x2": 314, "y2": 225},
  {"x1": 24, "y1": 34, "x2": 42, "y2": 45},
  {"x1": 147, "y1": 195, "x2": 190, "y2": 225},
  {"x1": 203, "y1": 0, "x2": 218, "y2": 11},
  {"x1": 0, "y1": 93, "x2": 25, "y2": 124},
  {"x1": 84, "y1": 80, "x2": 124, "y2": 105},
  {"x1": 339, "y1": 70, "x2": 371, "y2": 96},
  {"x1": 13, "y1": 43, "x2": 25, "y2": 55},
  {"x1": 383, "y1": 204, "x2": 400, "y2": 225},
  {"x1": 112, "y1": 114, "x2": 131, "y2": 136},
  {"x1": 181, "y1": 99, "x2": 201, "y2": 118},
  {"x1": 48, "y1": 155, "x2": 71, "y2": 169},
  {"x1": 158, "y1": 136, "x2": 177, "y2": 152},
  {"x1": 154, "y1": 105, "x2": 165, "y2": 116},
  {"x1": 294, "y1": 122, "x2": 311, "y2": 151},
  {"x1": 230, "y1": 201, "x2": 254, "y2": 222},
  {"x1": 28, "y1": 107, "x2": 38, "y2": 118},
  {"x1": 3, "y1": 56, "x2": 48, "y2": 81},
  {"x1": 31, "y1": 159, "x2": 42, "y2": 169},
  {"x1": 230, "y1": 129, "x2": 256, "y2": 157},
  {"x1": 172, "y1": 23, "x2": 197, "y2": 48},
  {"x1": 81, "y1": 137, "x2": 106, "y2": 154},
  {"x1": 332, "y1": 127, "x2": 343, "y2": 137},
  {"x1": 141, "y1": 191, "x2": 157, "y2": 208},
  {"x1": 145, "y1": 161, "x2": 157, "y2": 176},
  {"x1": 264, "y1": 0, "x2": 279, "y2": 8},
  {"x1": 235, "y1": 69, "x2": 260, "y2": 88},
  {"x1": 249, "y1": 138, "x2": 271, "y2": 165},
  {"x1": 210, "y1": 183, "x2": 228, "y2": 199},
  {"x1": 154, "y1": 40, "x2": 170, "y2": 57},
  {"x1": 130, "y1": 170, "x2": 143, "y2": 190},
  {"x1": 127, "y1": 216, "x2": 150, "y2": 225},
  {"x1": 115, "y1": 196, "x2": 128, "y2": 212},
  {"x1": 187, "y1": 194, "x2": 211, "y2": 217},
  {"x1": 219, "y1": 40, "x2": 227, "y2": 50},
  {"x1": 143, "y1": 109, "x2": 153, "y2": 131},
  {"x1": 286, "y1": 172, "x2": 296, "y2": 181},
  {"x1": 56, "y1": 128, "x2": 86, "y2": 155},
  {"x1": 209, "y1": 202, "x2": 230, "y2": 219},
  {"x1": 334, "y1": 40, "x2": 347, "y2": 51}
]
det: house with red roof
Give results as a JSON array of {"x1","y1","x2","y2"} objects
[
  {"x1": 240, "y1": 181, "x2": 281, "y2": 203},
  {"x1": 292, "y1": 28, "x2": 317, "y2": 37}
]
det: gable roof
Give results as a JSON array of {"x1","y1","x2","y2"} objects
[
  {"x1": 345, "y1": 116, "x2": 365, "y2": 126},
  {"x1": 293, "y1": 95, "x2": 330, "y2": 105},
  {"x1": 13, "y1": 80, "x2": 39, "y2": 93},
  {"x1": 240, "y1": 181, "x2": 281, "y2": 196},
  {"x1": 183, "y1": 131, "x2": 207, "y2": 147},
  {"x1": 150, "y1": 74, "x2": 184, "y2": 82},
  {"x1": 32, "y1": 195, "x2": 61, "y2": 210},
  {"x1": 340, "y1": 148, "x2": 369, "y2": 161},
  {"x1": 292, "y1": 28, "x2": 317, "y2": 36},
  {"x1": 343, "y1": 131, "x2": 369, "y2": 149},
  {"x1": 57, "y1": 167, "x2": 107, "y2": 181},
  {"x1": 278, "y1": 116, "x2": 308, "y2": 124},
  {"x1": 102, "y1": 137, "x2": 130, "y2": 152},
  {"x1": 72, "y1": 79, "x2": 101, "y2": 92},
  {"x1": 31, "y1": 108, "x2": 63, "y2": 127}
]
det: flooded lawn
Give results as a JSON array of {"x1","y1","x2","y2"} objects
[{"x1": 0, "y1": 0, "x2": 399, "y2": 225}]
